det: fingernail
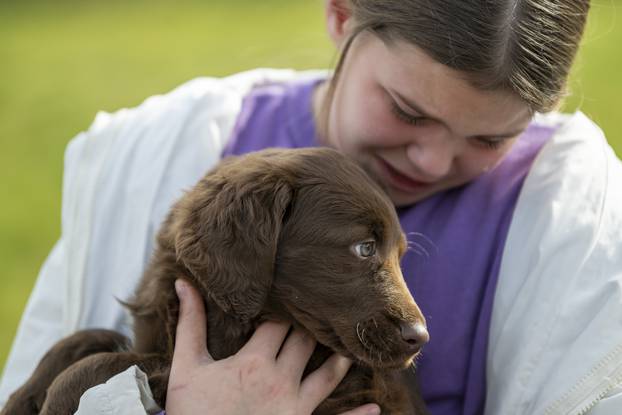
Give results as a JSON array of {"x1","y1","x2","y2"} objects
[
  {"x1": 175, "y1": 279, "x2": 187, "y2": 298},
  {"x1": 367, "y1": 404, "x2": 381, "y2": 415}
]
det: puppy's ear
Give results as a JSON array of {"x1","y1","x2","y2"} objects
[{"x1": 173, "y1": 158, "x2": 293, "y2": 322}]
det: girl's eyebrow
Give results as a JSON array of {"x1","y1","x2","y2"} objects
[{"x1": 390, "y1": 89, "x2": 526, "y2": 140}]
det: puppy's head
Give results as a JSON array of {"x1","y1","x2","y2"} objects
[
  {"x1": 173, "y1": 147, "x2": 428, "y2": 369},
  {"x1": 272, "y1": 148, "x2": 428, "y2": 369}
]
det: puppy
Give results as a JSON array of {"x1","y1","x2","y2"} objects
[{"x1": 3, "y1": 148, "x2": 429, "y2": 415}]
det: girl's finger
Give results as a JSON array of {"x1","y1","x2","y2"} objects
[
  {"x1": 171, "y1": 279, "x2": 213, "y2": 371},
  {"x1": 338, "y1": 403, "x2": 381, "y2": 415},
  {"x1": 276, "y1": 328, "x2": 316, "y2": 378},
  {"x1": 239, "y1": 320, "x2": 291, "y2": 359},
  {"x1": 299, "y1": 353, "x2": 353, "y2": 411}
]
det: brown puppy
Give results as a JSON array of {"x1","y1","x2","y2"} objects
[{"x1": 3, "y1": 148, "x2": 429, "y2": 415}]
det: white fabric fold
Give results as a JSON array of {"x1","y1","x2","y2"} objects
[{"x1": 74, "y1": 365, "x2": 161, "y2": 415}]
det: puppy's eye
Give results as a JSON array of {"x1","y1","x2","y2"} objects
[{"x1": 354, "y1": 241, "x2": 376, "y2": 258}]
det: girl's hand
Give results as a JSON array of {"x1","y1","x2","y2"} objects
[{"x1": 165, "y1": 279, "x2": 380, "y2": 415}]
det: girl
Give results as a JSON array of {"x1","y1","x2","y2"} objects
[{"x1": 2, "y1": 1, "x2": 621, "y2": 414}]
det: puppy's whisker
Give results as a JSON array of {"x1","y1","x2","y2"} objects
[
  {"x1": 406, "y1": 244, "x2": 429, "y2": 259},
  {"x1": 406, "y1": 231, "x2": 439, "y2": 257},
  {"x1": 362, "y1": 328, "x2": 371, "y2": 350},
  {"x1": 356, "y1": 323, "x2": 364, "y2": 347},
  {"x1": 356, "y1": 323, "x2": 371, "y2": 350},
  {"x1": 406, "y1": 240, "x2": 432, "y2": 259},
  {"x1": 406, "y1": 231, "x2": 436, "y2": 247}
]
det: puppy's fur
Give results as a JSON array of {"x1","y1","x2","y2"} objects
[{"x1": 3, "y1": 148, "x2": 428, "y2": 415}]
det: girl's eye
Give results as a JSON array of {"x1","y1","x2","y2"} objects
[
  {"x1": 475, "y1": 137, "x2": 506, "y2": 150},
  {"x1": 354, "y1": 241, "x2": 377, "y2": 258},
  {"x1": 390, "y1": 102, "x2": 424, "y2": 126}
]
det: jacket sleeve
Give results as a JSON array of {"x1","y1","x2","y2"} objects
[{"x1": 485, "y1": 112, "x2": 622, "y2": 415}]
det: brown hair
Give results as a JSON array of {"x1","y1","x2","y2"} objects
[{"x1": 325, "y1": 0, "x2": 590, "y2": 118}]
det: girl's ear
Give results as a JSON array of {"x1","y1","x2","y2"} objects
[
  {"x1": 173, "y1": 157, "x2": 293, "y2": 322},
  {"x1": 325, "y1": 0, "x2": 354, "y2": 48}
]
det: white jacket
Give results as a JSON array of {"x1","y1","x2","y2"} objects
[{"x1": 1, "y1": 69, "x2": 621, "y2": 415}]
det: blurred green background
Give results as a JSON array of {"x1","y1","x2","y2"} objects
[{"x1": 0, "y1": 0, "x2": 620, "y2": 372}]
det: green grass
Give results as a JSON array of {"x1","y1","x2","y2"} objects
[{"x1": 0, "y1": 0, "x2": 620, "y2": 372}]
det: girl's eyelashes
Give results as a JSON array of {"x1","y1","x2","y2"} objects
[
  {"x1": 473, "y1": 136, "x2": 506, "y2": 150},
  {"x1": 390, "y1": 102, "x2": 424, "y2": 126}
]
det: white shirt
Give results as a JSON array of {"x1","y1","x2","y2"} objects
[{"x1": 1, "y1": 69, "x2": 621, "y2": 414}]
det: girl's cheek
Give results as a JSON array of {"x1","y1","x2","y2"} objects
[
  {"x1": 356, "y1": 109, "x2": 406, "y2": 148},
  {"x1": 461, "y1": 149, "x2": 508, "y2": 177}
]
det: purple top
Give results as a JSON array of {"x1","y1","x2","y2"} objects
[{"x1": 222, "y1": 78, "x2": 555, "y2": 414}]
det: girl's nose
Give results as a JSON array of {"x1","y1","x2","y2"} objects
[{"x1": 405, "y1": 130, "x2": 455, "y2": 180}]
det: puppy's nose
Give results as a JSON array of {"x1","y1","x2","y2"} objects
[{"x1": 400, "y1": 322, "x2": 429, "y2": 352}]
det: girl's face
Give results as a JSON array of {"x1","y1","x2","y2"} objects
[{"x1": 315, "y1": 33, "x2": 532, "y2": 207}]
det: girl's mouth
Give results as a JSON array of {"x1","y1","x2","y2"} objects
[{"x1": 375, "y1": 157, "x2": 430, "y2": 193}]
